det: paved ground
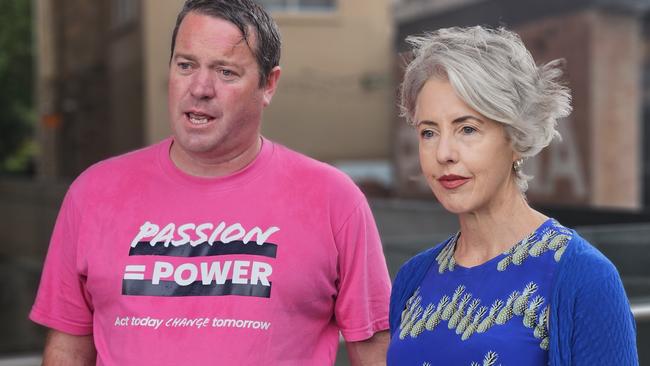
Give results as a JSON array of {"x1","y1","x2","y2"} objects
[{"x1": 0, "y1": 355, "x2": 40, "y2": 366}]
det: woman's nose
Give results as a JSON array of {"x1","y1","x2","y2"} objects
[{"x1": 436, "y1": 133, "x2": 458, "y2": 164}]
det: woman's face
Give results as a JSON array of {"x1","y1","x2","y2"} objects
[{"x1": 415, "y1": 78, "x2": 518, "y2": 215}]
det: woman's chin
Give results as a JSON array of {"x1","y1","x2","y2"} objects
[{"x1": 436, "y1": 199, "x2": 471, "y2": 215}]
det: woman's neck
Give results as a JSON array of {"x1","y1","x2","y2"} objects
[{"x1": 454, "y1": 193, "x2": 547, "y2": 268}]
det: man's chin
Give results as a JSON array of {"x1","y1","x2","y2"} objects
[{"x1": 172, "y1": 136, "x2": 220, "y2": 154}]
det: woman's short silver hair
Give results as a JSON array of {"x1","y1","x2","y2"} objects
[{"x1": 400, "y1": 26, "x2": 572, "y2": 192}]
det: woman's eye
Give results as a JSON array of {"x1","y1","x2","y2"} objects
[
  {"x1": 461, "y1": 126, "x2": 477, "y2": 134},
  {"x1": 420, "y1": 129, "x2": 434, "y2": 139}
]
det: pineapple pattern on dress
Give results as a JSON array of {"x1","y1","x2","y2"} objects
[
  {"x1": 425, "y1": 350, "x2": 501, "y2": 366},
  {"x1": 534, "y1": 305, "x2": 551, "y2": 350},
  {"x1": 442, "y1": 285, "x2": 466, "y2": 320},
  {"x1": 389, "y1": 219, "x2": 570, "y2": 365},
  {"x1": 470, "y1": 351, "x2": 500, "y2": 366},
  {"x1": 456, "y1": 298, "x2": 480, "y2": 335},
  {"x1": 398, "y1": 283, "x2": 550, "y2": 348},
  {"x1": 476, "y1": 299, "x2": 503, "y2": 333},
  {"x1": 495, "y1": 291, "x2": 519, "y2": 325},
  {"x1": 436, "y1": 220, "x2": 571, "y2": 274},
  {"x1": 426, "y1": 295, "x2": 449, "y2": 331},
  {"x1": 436, "y1": 232, "x2": 460, "y2": 273},
  {"x1": 448, "y1": 293, "x2": 472, "y2": 329}
]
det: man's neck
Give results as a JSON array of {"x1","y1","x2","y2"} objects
[{"x1": 169, "y1": 137, "x2": 262, "y2": 178}]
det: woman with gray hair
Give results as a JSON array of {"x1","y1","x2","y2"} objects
[{"x1": 387, "y1": 26, "x2": 638, "y2": 365}]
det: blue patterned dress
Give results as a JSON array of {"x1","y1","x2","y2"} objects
[{"x1": 387, "y1": 219, "x2": 573, "y2": 366}]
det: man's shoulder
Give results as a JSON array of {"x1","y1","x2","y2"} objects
[
  {"x1": 71, "y1": 140, "x2": 165, "y2": 192},
  {"x1": 271, "y1": 140, "x2": 360, "y2": 189}
]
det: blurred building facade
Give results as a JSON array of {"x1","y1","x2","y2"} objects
[
  {"x1": 35, "y1": 0, "x2": 395, "y2": 180},
  {"x1": 393, "y1": 0, "x2": 649, "y2": 210},
  {"x1": 36, "y1": 0, "x2": 144, "y2": 179}
]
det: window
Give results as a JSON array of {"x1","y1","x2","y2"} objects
[
  {"x1": 254, "y1": 0, "x2": 336, "y2": 12},
  {"x1": 112, "y1": 0, "x2": 138, "y2": 27}
]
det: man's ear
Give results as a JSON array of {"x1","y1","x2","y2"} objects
[{"x1": 262, "y1": 66, "x2": 282, "y2": 107}]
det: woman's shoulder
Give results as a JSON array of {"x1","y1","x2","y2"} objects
[
  {"x1": 395, "y1": 237, "x2": 453, "y2": 281},
  {"x1": 560, "y1": 229, "x2": 621, "y2": 281},
  {"x1": 553, "y1": 227, "x2": 628, "y2": 308},
  {"x1": 389, "y1": 235, "x2": 456, "y2": 333}
]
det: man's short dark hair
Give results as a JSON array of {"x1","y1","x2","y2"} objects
[{"x1": 171, "y1": 0, "x2": 281, "y2": 87}]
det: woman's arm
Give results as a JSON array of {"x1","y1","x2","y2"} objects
[{"x1": 571, "y1": 269, "x2": 638, "y2": 365}]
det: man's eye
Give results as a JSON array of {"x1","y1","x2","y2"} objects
[
  {"x1": 178, "y1": 62, "x2": 192, "y2": 70},
  {"x1": 220, "y1": 69, "x2": 237, "y2": 79}
]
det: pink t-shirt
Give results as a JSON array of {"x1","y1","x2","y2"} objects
[{"x1": 30, "y1": 138, "x2": 391, "y2": 365}]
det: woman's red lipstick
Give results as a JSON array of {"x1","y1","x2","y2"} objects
[{"x1": 438, "y1": 174, "x2": 470, "y2": 189}]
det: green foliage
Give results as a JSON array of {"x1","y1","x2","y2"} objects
[{"x1": 0, "y1": 0, "x2": 34, "y2": 175}]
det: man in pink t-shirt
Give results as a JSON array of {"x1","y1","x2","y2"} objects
[{"x1": 30, "y1": 0, "x2": 391, "y2": 364}]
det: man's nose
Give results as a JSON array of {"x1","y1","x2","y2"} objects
[{"x1": 189, "y1": 69, "x2": 216, "y2": 99}]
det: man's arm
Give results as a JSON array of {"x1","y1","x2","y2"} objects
[
  {"x1": 345, "y1": 330, "x2": 389, "y2": 366},
  {"x1": 42, "y1": 330, "x2": 96, "y2": 366}
]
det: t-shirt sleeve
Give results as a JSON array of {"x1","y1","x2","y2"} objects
[
  {"x1": 29, "y1": 188, "x2": 94, "y2": 335},
  {"x1": 333, "y1": 197, "x2": 391, "y2": 342}
]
